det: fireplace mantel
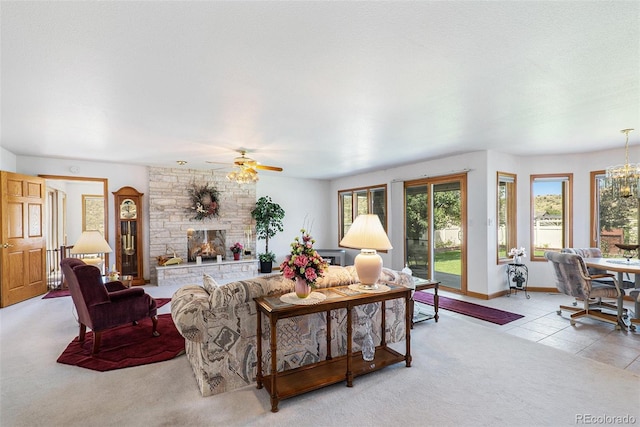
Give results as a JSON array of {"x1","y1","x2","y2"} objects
[{"x1": 156, "y1": 259, "x2": 258, "y2": 286}]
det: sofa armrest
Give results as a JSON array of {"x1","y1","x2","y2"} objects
[{"x1": 171, "y1": 285, "x2": 211, "y2": 343}]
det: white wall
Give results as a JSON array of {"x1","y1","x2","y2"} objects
[
  {"x1": 330, "y1": 151, "x2": 489, "y2": 293},
  {"x1": 16, "y1": 156, "x2": 150, "y2": 276},
  {"x1": 10, "y1": 143, "x2": 637, "y2": 296},
  {"x1": 13, "y1": 156, "x2": 330, "y2": 279},
  {"x1": 256, "y1": 175, "x2": 331, "y2": 266},
  {"x1": 331, "y1": 145, "x2": 636, "y2": 297},
  {"x1": 1, "y1": 147, "x2": 17, "y2": 171}
]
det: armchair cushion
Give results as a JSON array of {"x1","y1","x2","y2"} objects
[{"x1": 202, "y1": 273, "x2": 219, "y2": 294}]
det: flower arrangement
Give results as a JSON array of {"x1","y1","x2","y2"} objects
[
  {"x1": 230, "y1": 242, "x2": 244, "y2": 254},
  {"x1": 508, "y1": 247, "x2": 526, "y2": 258},
  {"x1": 280, "y1": 229, "x2": 329, "y2": 288},
  {"x1": 188, "y1": 183, "x2": 220, "y2": 220}
]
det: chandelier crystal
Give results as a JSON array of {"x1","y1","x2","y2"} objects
[
  {"x1": 605, "y1": 128, "x2": 639, "y2": 199},
  {"x1": 226, "y1": 167, "x2": 259, "y2": 184}
]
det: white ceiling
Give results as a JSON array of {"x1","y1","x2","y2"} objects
[{"x1": 1, "y1": 1, "x2": 639, "y2": 179}]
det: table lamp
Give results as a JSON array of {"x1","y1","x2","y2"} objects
[
  {"x1": 339, "y1": 214, "x2": 393, "y2": 290},
  {"x1": 70, "y1": 230, "x2": 113, "y2": 274}
]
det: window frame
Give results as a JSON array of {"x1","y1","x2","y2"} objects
[
  {"x1": 530, "y1": 173, "x2": 573, "y2": 261},
  {"x1": 497, "y1": 172, "x2": 517, "y2": 264},
  {"x1": 590, "y1": 169, "x2": 640, "y2": 255},
  {"x1": 338, "y1": 184, "x2": 388, "y2": 246}
]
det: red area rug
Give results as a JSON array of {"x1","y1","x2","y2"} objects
[
  {"x1": 43, "y1": 291, "x2": 170, "y2": 310},
  {"x1": 43, "y1": 289, "x2": 70, "y2": 298},
  {"x1": 57, "y1": 313, "x2": 184, "y2": 371},
  {"x1": 414, "y1": 291, "x2": 524, "y2": 325}
]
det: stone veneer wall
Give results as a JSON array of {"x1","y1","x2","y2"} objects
[{"x1": 148, "y1": 166, "x2": 256, "y2": 285}]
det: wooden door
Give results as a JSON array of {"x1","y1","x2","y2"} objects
[{"x1": 0, "y1": 171, "x2": 47, "y2": 307}]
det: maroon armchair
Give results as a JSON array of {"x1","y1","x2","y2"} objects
[{"x1": 60, "y1": 258, "x2": 159, "y2": 353}]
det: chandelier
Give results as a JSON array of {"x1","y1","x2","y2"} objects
[
  {"x1": 226, "y1": 167, "x2": 259, "y2": 184},
  {"x1": 605, "y1": 128, "x2": 639, "y2": 198}
]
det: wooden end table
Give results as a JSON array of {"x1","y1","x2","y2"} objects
[{"x1": 411, "y1": 278, "x2": 439, "y2": 327}]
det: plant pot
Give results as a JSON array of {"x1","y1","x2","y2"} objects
[
  {"x1": 260, "y1": 260, "x2": 273, "y2": 273},
  {"x1": 233, "y1": 253, "x2": 240, "y2": 261}
]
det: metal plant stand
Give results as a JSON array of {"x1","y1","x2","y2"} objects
[{"x1": 506, "y1": 263, "x2": 529, "y2": 299}]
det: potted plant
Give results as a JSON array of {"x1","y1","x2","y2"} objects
[
  {"x1": 251, "y1": 196, "x2": 285, "y2": 273},
  {"x1": 258, "y1": 251, "x2": 276, "y2": 266},
  {"x1": 230, "y1": 242, "x2": 243, "y2": 261}
]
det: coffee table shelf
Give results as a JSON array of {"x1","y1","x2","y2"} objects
[{"x1": 261, "y1": 347, "x2": 405, "y2": 400}]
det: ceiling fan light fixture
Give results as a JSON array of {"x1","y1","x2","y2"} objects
[
  {"x1": 605, "y1": 128, "x2": 640, "y2": 199},
  {"x1": 226, "y1": 167, "x2": 259, "y2": 184}
]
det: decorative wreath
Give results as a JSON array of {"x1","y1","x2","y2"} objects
[{"x1": 188, "y1": 183, "x2": 220, "y2": 220}]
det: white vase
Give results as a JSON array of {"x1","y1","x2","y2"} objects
[{"x1": 514, "y1": 256, "x2": 522, "y2": 264}]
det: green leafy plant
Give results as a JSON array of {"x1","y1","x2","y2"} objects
[
  {"x1": 258, "y1": 251, "x2": 276, "y2": 262},
  {"x1": 251, "y1": 196, "x2": 285, "y2": 257}
]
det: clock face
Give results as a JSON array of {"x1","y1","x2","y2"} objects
[{"x1": 120, "y1": 198, "x2": 137, "y2": 219}]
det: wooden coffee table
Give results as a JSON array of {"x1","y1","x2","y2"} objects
[{"x1": 411, "y1": 278, "x2": 439, "y2": 327}]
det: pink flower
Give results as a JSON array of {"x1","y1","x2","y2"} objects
[
  {"x1": 282, "y1": 265, "x2": 295, "y2": 279},
  {"x1": 304, "y1": 268, "x2": 317, "y2": 281},
  {"x1": 280, "y1": 229, "x2": 328, "y2": 288},
  {"x1": 294, "y1": 255, "x2": 308, "y2": 268}
]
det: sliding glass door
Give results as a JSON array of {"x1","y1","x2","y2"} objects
[{"x1": 404, "y1": 173, "x2": 467, "y2": 293}]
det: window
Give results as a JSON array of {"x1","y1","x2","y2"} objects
[
  {"x1": 530, "y1": 174, "x2": 573, "y2": 261},
  {"x1": 497, "y1": 172, "x2": 517, "y2": 263},
  {"x1": 590, "y1": 170, "x2": 639, "y2": 256},
  {"x1": 339, "y1": 185, "x2": 387, "y2": 243}
]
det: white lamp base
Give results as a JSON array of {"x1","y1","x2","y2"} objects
[
  {"x1": 81, "y1": 257, "x2": 104, "y2": 274},
  {"x1": 355, "y1": 249, "x2": 383, "y2": 290}
]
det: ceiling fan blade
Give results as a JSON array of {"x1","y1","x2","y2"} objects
[{"x1": 255, "y1": 164, "x2": 283, "y2": 172}]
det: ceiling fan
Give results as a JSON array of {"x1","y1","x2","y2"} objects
[
  {"x1": 230, "y1": 150, "x2": 283, "y2": 172},
  {"x1": 207, "y1": 150, "x2": 283, "y2": 183}
]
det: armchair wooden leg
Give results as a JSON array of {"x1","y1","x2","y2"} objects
[
  {"x1": 151, "y1": 316, "x2": 160, "y2": 337},
  {"x1": 92, "y1": 331, "x2": 102, "y2": 354},
  {"x1": 78, "y1": 323, "x2": 86, "y2": 343}
]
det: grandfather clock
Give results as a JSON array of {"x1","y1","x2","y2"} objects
[{"x1": 113, "y1": 186, "x2": 144, "y2": 286}]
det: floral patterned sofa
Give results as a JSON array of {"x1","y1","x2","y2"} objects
[{"x1": 170, "y1": 265, "x2": 413, "y2": 397}]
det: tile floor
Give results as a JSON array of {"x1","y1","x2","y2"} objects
[{"x1": 414, "y1": 289, "x2": 640, "y2": 374}]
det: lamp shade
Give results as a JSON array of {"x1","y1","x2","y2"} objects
[
  {"x1": 339, "y1": 214, "x2": 392, "y2": 251},
  {"x1": 70, "y1": 231, "x2": 113, "y2": 255},
  {"x1": 340, "y1": 214, "x2": 392, "y2": 289}
]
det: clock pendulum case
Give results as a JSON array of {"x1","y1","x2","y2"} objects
[{"x1": 113, "y1": 186, "x2": 144, "y2": 285}]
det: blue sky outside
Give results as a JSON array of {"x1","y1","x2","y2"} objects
[{"x1": 533, "y1": 181, "x2": 562, "y2": 196}]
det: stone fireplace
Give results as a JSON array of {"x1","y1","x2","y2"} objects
[{"x1": 148, "y1": 166, "x2": 257, "y2": 285}]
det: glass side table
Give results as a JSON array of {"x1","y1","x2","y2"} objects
[{"x1": 506, "y1": 263, "x2": 529, "y2": 299}]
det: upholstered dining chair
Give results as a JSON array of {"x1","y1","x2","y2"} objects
[
  {"x1": 60, "y1": 258, "x2": 159, "y2": 353},
  {"x1": 545, "y1": 252, "x2": 624, "y2": 329},
  {"x1": 561, "y1": 247, "x2": 634, "y2": 288}
]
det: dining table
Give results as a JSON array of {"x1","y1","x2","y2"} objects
[
  {"x1": 583, "y1": 257, "x2": 639, "y2": 330},
  {"x1": 583, "y1": 257, "x2": 640, "y2": 288}
]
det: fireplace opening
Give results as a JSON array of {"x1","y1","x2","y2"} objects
[{"x1": 187, "y1": 229, "x2": 226, "y2": 262}]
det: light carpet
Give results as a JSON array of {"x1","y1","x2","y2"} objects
[{"x1": 2, "y1": 290, "x2": 638, "y2": 427}]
